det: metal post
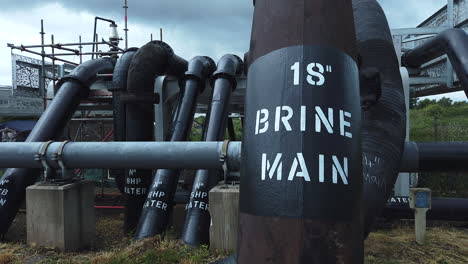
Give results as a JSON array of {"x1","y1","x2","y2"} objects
[
  {"x1": 123, "y1": 0, "x2": 128, "y2": 49},
  {"x1": 51, "y1": 35, "x2": 56, "y2": 96},
  {"x1": 446, "y1": 0, "x2": 454, "y2": 88},
  {"x1": 160, "y1": 28, "x2": 163, "y2": 41},
  {"x1": 79, "y1": 36, "x2": 83, "y2": 64},
  {"x1": 95, "y1": 33, "x2": 99, "y2": 57},
  {"x1": 40, "y1": 19, "x2": 46, "y2": 110}
]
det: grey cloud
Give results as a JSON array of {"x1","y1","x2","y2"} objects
[
  {"x1": 3, "y1": 0, "x2": 254, "y2": 25},
  {"x1": 0, "y1": 0, "x2": 447, "y2": 60}
]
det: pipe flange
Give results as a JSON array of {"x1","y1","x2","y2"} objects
[
  {"x1": 220, "y1": 140, "x2": 230, "y2": 184},
  {"x1": 51, "y1": 140, "x2": 72, "y2": 179},
  {"x1": 210, "y1": 71, "x2": 237, "y2": 89},
  {"x1": 34, "y1": 140, "x2": 54, "y2": 182}
]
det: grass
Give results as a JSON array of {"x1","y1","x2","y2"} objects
[
  {"x1": 0, "y1": 214, "x2": 467, "y2": 263},
  {"x1": 364, "y1": 223, "x2": 468, "y2": 264},
  {"x1": 0, "y1": 214, "x2": 225, "y2": 264}
]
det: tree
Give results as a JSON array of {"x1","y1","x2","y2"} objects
[
  {"x1": 416, "y1": 98, "x2": 436, "y2": 109},
  {"x1": 424, "y1": 104, "x2": 443, "y2": 117},
  {"x1": 437, "y1": 97, "x2": 453, "y2": 107}
]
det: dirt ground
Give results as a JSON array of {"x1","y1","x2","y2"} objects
[{"x1": 0, "y1": 213, "x2": 467, "y2": 264}]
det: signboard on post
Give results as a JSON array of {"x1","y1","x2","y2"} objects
[{"x1": 409, "y1": 188, "x2": 431, "y2": 245}]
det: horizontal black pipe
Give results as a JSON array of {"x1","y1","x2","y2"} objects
[
  {"x1": 402, "y1": 28, "x2": 468, "y2": 92},
  {"x1": 0, "y1": 58, "x2": 115, "y2": 237},
  {"x1": 383, "y1": 196, "x2": 468, "y2": 221},
  {"x1": 135, "y1": 56, "x2": 216, "y2": 240},
  {"x1": 0, "y1": 141, "x2": 241, "y2": 172},
  {"x1": 401, "y1": 141, "x2": 468, "y2": 172}
]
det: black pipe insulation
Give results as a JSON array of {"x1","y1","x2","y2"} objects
[
  {"x1": 123, "y1": 41, "x2": 187, "y2": 232},
  {"x1": 238, "y1": 0, "x2": 363, "y2": 262},
  {"x1": 401, "y1": 141, "x2": 468, "y2": 172},
  {"x1": 110, "y1": 48, "x2": 138, "y2": 194},
  {"x1": 134, "y1": 56, "x2": 216, "y2": 239},
  {"x1": 383, "y1": 196, "x2": 468, "y2": 221},
  {"x1": 402, "y1": 28, "x2": 468, "y2": 92},
  {"x1": 0, "y1": 58, "x2": 115, "y2": 237},
  {"x1": 353, "y1": 0, "x2": 407, "y2": 237},
  {"x1": 181, "y1": 54, "x2": 243, "y2": 247}
]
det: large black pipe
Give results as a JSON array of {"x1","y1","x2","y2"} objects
[
  {"x1": 0, "y1": 58, "x2": 115, "y2": 237},
  {"x1": 401, "y1": 141, "x2": 468, "y2": 172},
  {"x1": 239, "y1": 0, "x2": 363, "y2": 263},
  {"x1": 123, "y1": 41, "x2": 187, "y2": 232},
  {"x1": 353, "y1": 0, "x2": 407, "y2": 237},
  {"x1": 402, "y1": 28, "x2": 468, "y2": 92},
  {"x1": 110, "y1": 48, "x2": 138, "y2": 194},
  {"x1": 181, "y1": 54, "x2": 243, "y2": 247},
  {"x1": 383, "y1": 196, "x2": 468, "y2": 221},
  {"x1": 134, "y1": 56, "x2": 215, "y2": 239}
]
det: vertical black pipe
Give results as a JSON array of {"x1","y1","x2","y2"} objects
[
  {"x1": 353, "y1": 0, "x2": 406, "y2": 237},
  {"x1": 134, "y1": 56, "x2": 216, "y2": 239},
  {"x1": 238, "y1": 0, "x2": 363, "y2": 263},
  {"x1": 181, "y1": 54, "x2": 243, "y2": 246},
  {"x1": 110, "y1": 48, "x2": 138, "y2": 194},
  {"x1": 0, "y1": 58, "x2": 115, "y2": 237},
  {"x1": 123, "y1": 41, "x2": 187, "y2": 232}
]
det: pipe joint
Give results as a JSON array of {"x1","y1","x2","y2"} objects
[
  {"x1": 210, "y1": 54, "x2": 244, "y2": 89},
  {"x1": 183, "y1": 56, "x2": 216, "y2": 93},
  {"x1": 56, "y1": 57, "x2": 116, "y2": 90}
]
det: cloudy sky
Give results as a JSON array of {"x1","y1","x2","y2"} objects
[{"x1": 0, "y1": 0, "x2": 462, "y2": 100}]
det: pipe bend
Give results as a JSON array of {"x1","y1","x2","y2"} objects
[
  {"x1": 183, "y1": 56, "x2": 216, "y2": 93},
  {"x1": 126, "y1": 41, "x2": 188, "y2": 95},
  {"x1": 403, "y1": 28, "x2": 468, "y2": 67},
  {"x1": 111, "y1": 48, "x2": 139, "y2": 193},
  {"x1": 210, "y1": 54, "x2": 244, "y2": 88},
  {"x1": 57, "y1": 57, "x2": 116, "y2": 92},
  {"x1": 353, "y1": 0, "x2": 407, "y2": 236},
  {"x1": 402, "y1": 28, "x2": 468, "y2": 92}
]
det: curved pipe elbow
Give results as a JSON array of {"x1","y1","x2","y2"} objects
[
  {"x1": 57, "y1": 57, "x2": 116, "y2": 95},
  {"x1": 210, "y1": 54, "x2": 244, "y2": 88},
  {"x1": 126, "y1": 41, "x2": 188, "y2": 94},
  {"x1": 403, "y1": 28, "x2": 468, "y2": 67},
  {"x1": 184, "y1": 56, "x2": 216, "y2": 92},
  {"x1": 403, "y1": 28, "x2": 468, "y2": 90}
]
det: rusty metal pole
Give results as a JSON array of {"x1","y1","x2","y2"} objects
[{"x1": 238, "y1": 0, "x2": 363, "y2": 263}]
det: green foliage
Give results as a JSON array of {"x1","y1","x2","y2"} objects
[
  {"x1": 410, "y1": 98, "x2": 468, "y2": 197},
  {"x1": 424, "y1": 104, "x2": 444, "y2": 117}
]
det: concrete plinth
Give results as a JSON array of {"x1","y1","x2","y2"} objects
[
  {"x1": 26, "y1": 180, "x2": 95, "y2": 251},
  {"x1": 209, "y1": 184, "x2": 239, "y2": 253}
]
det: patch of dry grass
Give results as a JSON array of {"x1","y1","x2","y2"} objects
[
  {"x1": 1, "y1": 215, "x2": 466, "y2": 263},
  {"x1": 365, "y1": 225, "x2": 468, "y2": 264}
]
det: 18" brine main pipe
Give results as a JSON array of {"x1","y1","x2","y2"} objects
[
  {"x1": 124, "y1": 41, "x2": 187, "y2": 232},
  {"x1": 181, "y1": 54, "x2": 243, "y2": 246},
  {"x1": 134, "y1": 56, "x2": 216, "y2": 239},
  {"x1": 0, "y1": 58, "x2": 115, "y2": 237},
  {"x1": 238, "y1": 0, "x2": 363, "y2": 263}
]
